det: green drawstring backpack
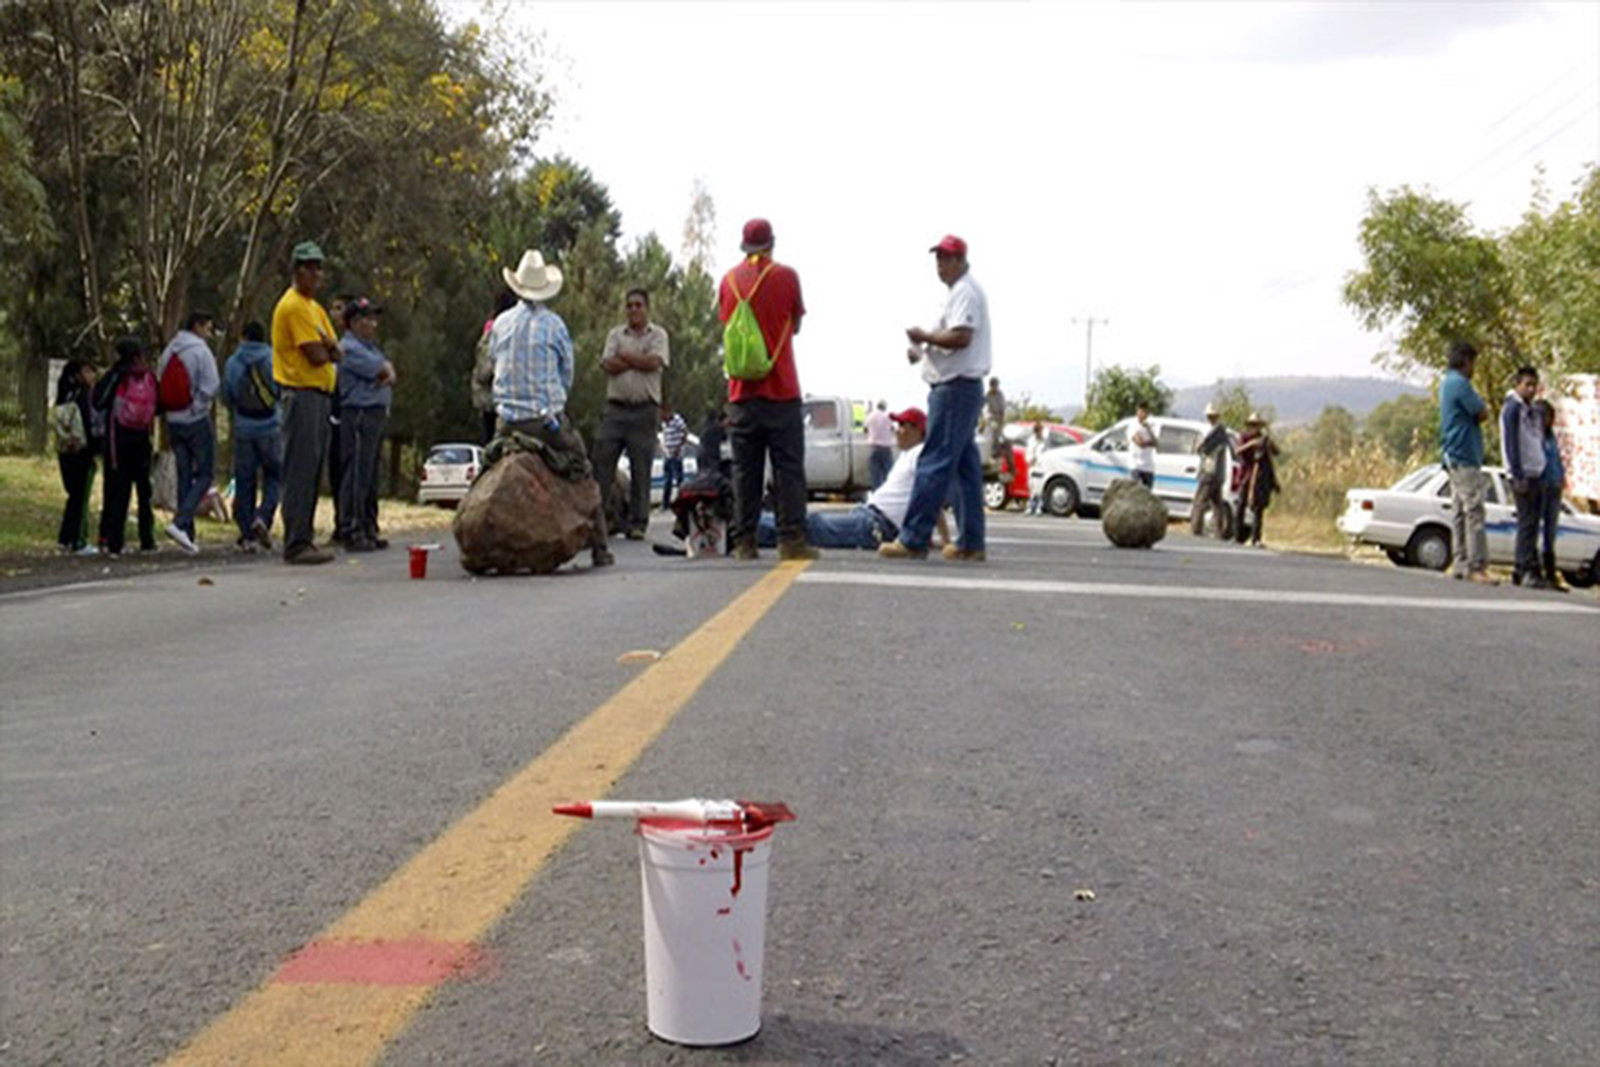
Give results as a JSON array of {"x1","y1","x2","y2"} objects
[{"x1": 723, "y1": 262, "x2": 789, "y2": 381}]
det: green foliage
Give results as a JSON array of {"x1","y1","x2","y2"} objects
[
  {"x1": 1207, "y1": 380, "x2": 1261, "y2": 430},
  {"x1": 1362, "y1": 392, "x2": 1438, "y2": 462},
  {"x1": 1343, "y1": 165, "x2": 1600, "y2": 398},
  {"x1": 1308, "y1": 405, "x2": 1357, "y2": 458},
  {"x1": 1080, "y1": 364, "x2": 1172, "y2": 431},
  {"x1": 1010, "y1": 394, "x2": 1058, "y2": 424}
]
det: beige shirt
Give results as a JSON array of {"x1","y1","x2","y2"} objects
[{"x1": 601, "y1": 322, "x2": 670, "y2": 405}]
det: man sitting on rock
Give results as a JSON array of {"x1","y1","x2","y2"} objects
[
  {"x1": 756, "y1": 407, "x2": 948, "y2": 549},
  {"x1": 489, "y1": 249, "x2": 613, "y2": 568}
]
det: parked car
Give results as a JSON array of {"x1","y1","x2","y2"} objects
[
  {"x1": 802, "y1": 396, "x2": 874, "y2": 498},
  {"x1": 1337, "y1": 463, "x2": 1600, "y2": 586},
  {"x1": 1027, "y1": 415, "x2": 1236, "y2": 520},
  {"x1": 417, "y1": 442, "x2": 483, "y2": 507},
  {"x1": 982, "y1": 423, "x2": 1089, "y2": 510}
]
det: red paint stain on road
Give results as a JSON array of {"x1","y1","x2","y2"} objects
[{"x1": 273, "y1": 938, "x2": 491, "y2": 986}]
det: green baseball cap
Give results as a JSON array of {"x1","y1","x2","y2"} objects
[{"x1": 291, "y1": 240, "x2": 326, "y2": 264}]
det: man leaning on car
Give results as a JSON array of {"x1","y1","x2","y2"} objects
[{"x1": 1438, "y1": 340, "x2": 1496, "y2": 585}]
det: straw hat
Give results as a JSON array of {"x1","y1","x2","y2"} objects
[
  {"x1": 1246, "y1": 411, "x2": 1266, "y2": 425},
  {"x1": 502, "y1": 250, "x2": 563, "y2": 303}
]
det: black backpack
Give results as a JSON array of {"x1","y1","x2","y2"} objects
[{"x1": 234, "y1": 360, "x2": 276, "y2": 419}]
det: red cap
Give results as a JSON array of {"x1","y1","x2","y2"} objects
[
  {"x1": 929, "y1": 234, "x2": 967, "y2": 256},
  {"x1": 889, "y1": 407, "x2": 927, "y2": 432},
  {"x1": 741, "y1": 218, "x2": 775, "y2": 253}
]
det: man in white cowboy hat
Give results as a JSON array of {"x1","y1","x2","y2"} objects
[
  {"x1": 488, "y1": 249, "x2": 614, "y2": 567},
  {"x1": 1191, "y1": 401, "x2": 1232, "y2": 537}
]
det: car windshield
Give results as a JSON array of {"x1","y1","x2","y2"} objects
[
  {"x1": 1391, "y1": 467, "x2": 1438, "y2": 492},
  {"x1": 428, "y1": 447, "x2": 476, "y2": 465},
  {"x1": 1096, "y1": 427, "x2": 1127, "y2": 452},
  {"x1": 803, "y1": 402, "x2": 839, "y2": 430}
]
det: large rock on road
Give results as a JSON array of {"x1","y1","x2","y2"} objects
[
  {"x1": 453, "y1": 453, "x2": 601, "y2": 574},
  {"x1": 1101, "y1": 478, "x2": 1168, "y2": 548}
]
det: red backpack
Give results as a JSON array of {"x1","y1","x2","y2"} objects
[
  {"x1": 115, "y1": 368, "x2": 158, "y2": 431},
  {"x1": 158, "y1": 352, "x2": 193, "y2": 412}
]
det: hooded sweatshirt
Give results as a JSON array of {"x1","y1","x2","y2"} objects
[
  {"x1": 155, "y1": 329, "x2": 220, "y2": 425},
  {"x1": 224, "y1": 340, "x2": 281, "y2": 438},
  {"x1": 1500, "y1": 391, "x2": 1546, "y2": 481}
]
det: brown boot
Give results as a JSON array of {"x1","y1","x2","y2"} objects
[
  {"x1": 1544, "y1": 552, "x2": 1567, "y2": 592},
  {"x1": 731, "y1": 540, "x2": 760, "y2": 561},
  {"x1": 778, "y1": 539, "x2": 820, "y2": 562}
]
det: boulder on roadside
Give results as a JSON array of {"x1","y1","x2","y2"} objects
[
  {"x1": 1101, "y1": 478, "x2": 1167, "y2": 549},
  {"x1": 453, "y1": 452, "x2": 601, "y2": 574}
]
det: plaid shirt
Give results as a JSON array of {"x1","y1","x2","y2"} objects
[
  {"x1": 491, "y1": 301, "x2": 573, "y2": 424},
  {"x1": 661, "y1": 412, "x2": 689, "y2": 458}
]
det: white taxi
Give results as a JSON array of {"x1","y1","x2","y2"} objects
[{"x1": 1337, "y1": 463, "x2": 1600, "y2": 586}]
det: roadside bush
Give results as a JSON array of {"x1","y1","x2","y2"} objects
[{"x1": 1276, "y1": 433, "x2": 1415, "y2": 527}]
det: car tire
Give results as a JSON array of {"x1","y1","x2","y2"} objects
[
  {"x1": 1565, "y1": 552, "x2": 1599, "y2": 589},
  {"x1": 1384, "y1": 547, "x2": 1409, "y2": 567},
  {"x1": 983, "y1": 479, "x2": 1008, "y2": 512},
  {"x1": 1044, "y1": 476, "x2": 1080, "y2": 517},
  {"x1": 1406, "y1": 525, "x2": 1452, "y2": 571}
]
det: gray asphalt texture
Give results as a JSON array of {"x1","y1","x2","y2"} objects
[{"x1": 2, "y1": 513, "x2": 1596, "y2": 1066}]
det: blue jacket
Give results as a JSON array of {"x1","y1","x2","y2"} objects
[
  {"x1": 1542, "y1": 433, "x2": 1564, "y2": 486},
  {"x1": 223, "y1": 341, "x2": 281, "y2": 438},
  {"x1": 337, "y1": 334, "x2": 393, "y2": 411}
]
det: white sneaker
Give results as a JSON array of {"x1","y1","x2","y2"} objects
[{"x1": 165, "y1": 522, "x2": 199, "y2": 555}]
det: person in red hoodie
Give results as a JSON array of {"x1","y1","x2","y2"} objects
[{"x1": 718, "y1": 218, "x2": 817, "y2": 561}]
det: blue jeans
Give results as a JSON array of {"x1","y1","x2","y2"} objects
[
  {"x1": 898, "y1": 377, "x2": 985, "y2": 551},
  {"x1": 662, "y1": 456, "x2": 685, "y2": 510},
  {"x1": 757, "y1": 505, "x2": 891, "y2": 549},
  {"x1": 235, "y1": 431, "x2": 283, "y2": 539},
  {"x1": 169, "y1": 418, "x2": 214, "y2": 535},
  {"x1": 1540, "y1": 479, "x2": 1562, "y2": 558},
  {"x1": 1512, "y1": 479, "x2": 1546, "y2": 579}
]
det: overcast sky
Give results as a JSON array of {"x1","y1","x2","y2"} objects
[{"x1": 441, "y1": 1, "x2": 1598, "y2": 413}]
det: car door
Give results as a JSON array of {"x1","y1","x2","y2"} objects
[
  {"x1": 1084, "y1": 423, "x2": 1130, "y2": 503},
  {"x1": 1484, "y1": 471, "x2": 1518, "y2": 564},
  {"x1": 1155, "y1": 421, "x2": 1202, "y2": 515},
  {"x1": 802, "y1": 399, "x2": 848, "y2": 490}
]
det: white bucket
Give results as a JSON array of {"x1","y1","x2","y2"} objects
[{"x1": 637, "y1": 818, "x2": 776, "y2": 1045}]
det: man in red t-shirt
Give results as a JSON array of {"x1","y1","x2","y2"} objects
[{"x1": 718, "y1": 218, "x2": 817, "y2": 560}]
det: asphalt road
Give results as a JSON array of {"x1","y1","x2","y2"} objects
[{"x1": 2, "y1": 513, "x2": 1596, "y2": 1066}]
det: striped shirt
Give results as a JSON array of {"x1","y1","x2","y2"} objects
[
  {"x1": 491, "y1": 301, "x2": 573, "y2": 424},
  {"x1": 661, "y1": 412, "x2": 689, "y2": 458}
]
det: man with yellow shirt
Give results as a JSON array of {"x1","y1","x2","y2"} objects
[{"x1": 271, "y1": 241, "x2": 340, "y2": 564}]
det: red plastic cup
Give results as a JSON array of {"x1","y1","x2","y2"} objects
[{"x1": 409, "y1": 545, "x2": 428, "y2": 579}]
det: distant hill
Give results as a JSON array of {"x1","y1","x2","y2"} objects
[{"x1": 1169, "y1": 376, "x2": 1428, "y2": 425}]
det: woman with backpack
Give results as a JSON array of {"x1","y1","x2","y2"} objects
[
  {"x1": 92, "y1": 336, "x2": 159, "y2": 556},
  {"x1": 53, "y1": 359, "x2": 100, "y2": 554}
]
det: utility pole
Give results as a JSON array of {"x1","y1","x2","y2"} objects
[{"x1": 1071, "y1": 316, "x2": 1109, "y2": 412}]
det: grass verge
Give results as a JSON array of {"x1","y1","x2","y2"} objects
[{"x1": 0, "y1": 454, "x2": 452, "y2": 560}]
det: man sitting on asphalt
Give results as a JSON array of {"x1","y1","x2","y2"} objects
[{"x1": 757, "y1": 408, "x2": 946, "y2": 549}]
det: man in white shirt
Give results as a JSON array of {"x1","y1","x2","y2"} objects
[
  {"x1": 880, "y1": 234, "x2": 992, "y2": 562},
  {"x1": 757, "y1": 408, "x2": 938, "y2": 548},
  {"x1": 1131, "y1": 404, "x2": 1157, "y2": 489}
]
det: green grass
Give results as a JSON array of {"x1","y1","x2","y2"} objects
[{"x1": 0, "y1": 454, "x2": 451, "y2": 557}]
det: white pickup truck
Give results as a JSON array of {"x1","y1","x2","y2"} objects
[{"x1": 800, "y1": 396, "x2": 874, "y2": 499}]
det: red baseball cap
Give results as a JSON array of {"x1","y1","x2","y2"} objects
[
  {"x1": 929, "y1": 234, "x2": 967, "y2": 256},
  {"x1": 890, "y1": 407, "x2": 927, "y2": 432},
  {"x1": 741, "y1": 218, "x2": 775, "y2": 253}
]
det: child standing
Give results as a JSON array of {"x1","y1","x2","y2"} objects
[{"x1": 92, "y1": 337, "x2": 159, "y2": 557}]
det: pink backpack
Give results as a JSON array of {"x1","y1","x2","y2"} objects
[{"x1": 115, "y1": 368, "x2": 158, "y2": 431}]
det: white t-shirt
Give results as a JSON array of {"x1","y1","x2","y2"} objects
[
  {"x1": 866, "y1": 442, "x2": 924, "y2": 528},
  {"x1": 1131, "y1": 420, "x2": 1157, "y2": 473},
  {"x1": 921, "y1": 271, "x2": 991, "y2": 383}
]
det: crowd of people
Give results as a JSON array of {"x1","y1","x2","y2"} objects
[
  {"x1": 56, "y1": 224, "x2": 1562, "y2": 587},
  {"x1": 49, "y1": 240, "x2": 395, "y2": 564}
]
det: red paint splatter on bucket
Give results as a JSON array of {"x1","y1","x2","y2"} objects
[{"x1": 732, "y1": 938, "x2": 751, "y2": 981}]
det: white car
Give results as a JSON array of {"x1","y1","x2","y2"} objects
[
  {"x1": 1027, "y1": 415, "x2": 1235, "y2": 520},
  {"x1": 417, "y1": 442, "x2": 483, "y2": 506},
  {"x1": 1337, "y1": 463, "x2": 1600, "y2": 586}
]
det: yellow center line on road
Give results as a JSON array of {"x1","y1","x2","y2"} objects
[{"x1": 165, "y1": 561, "x2": 810, "y2": 1067}]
